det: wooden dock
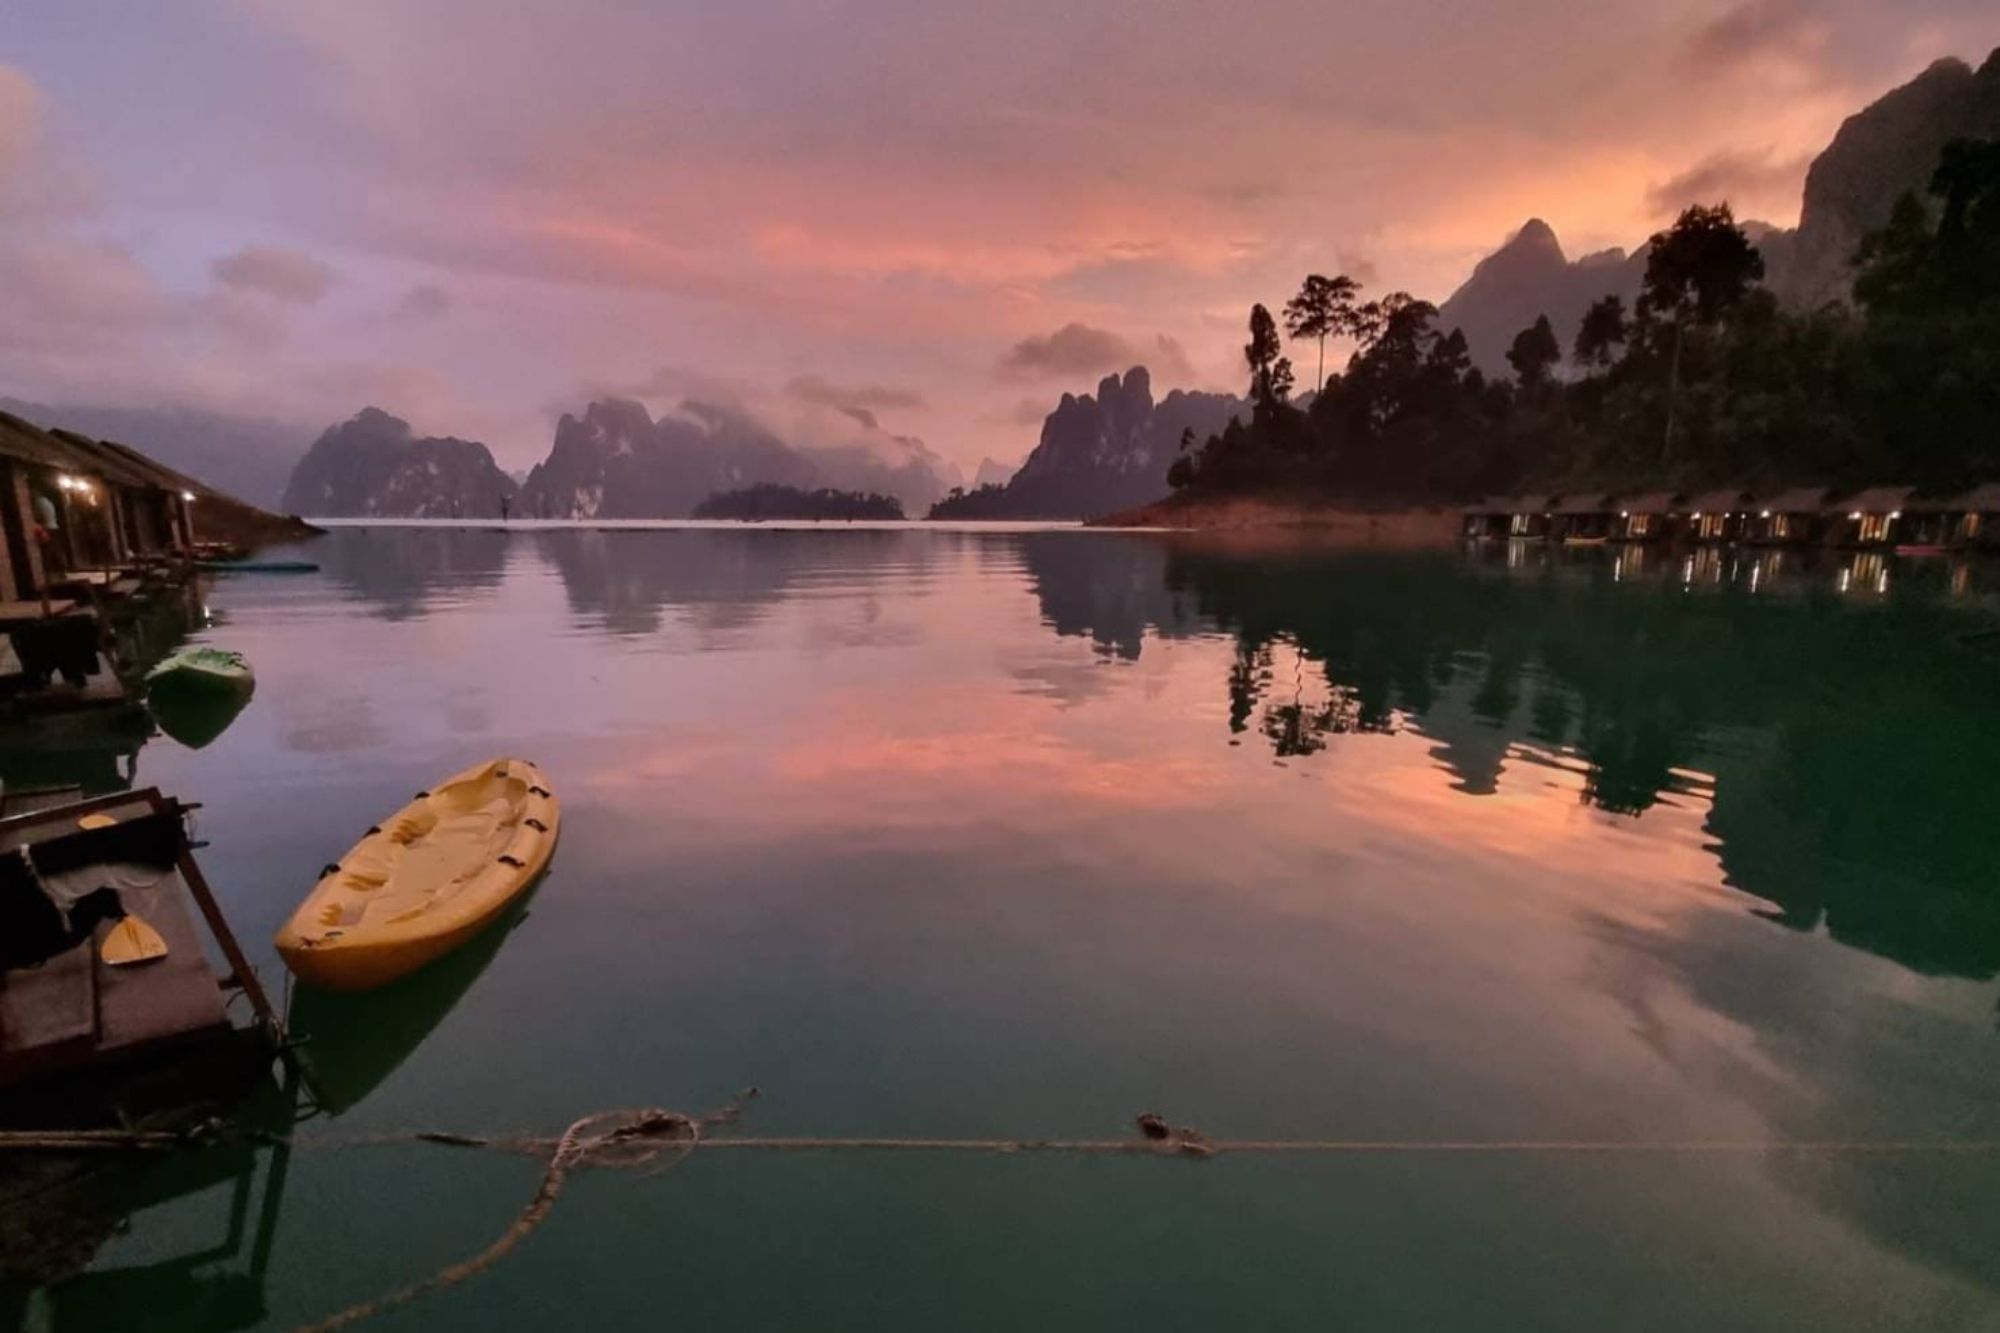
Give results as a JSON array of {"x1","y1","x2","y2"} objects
[{"x1": 0, "y1": 790, "x2": 280, "y2": 1090}]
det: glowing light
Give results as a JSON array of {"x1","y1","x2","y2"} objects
[
  {"x1": 180, "y1": 490, "x2": 195, "y2": 502},
  {"x1": 1889, "y1": 510, "x2": 1901, "y2": 519},
  {"x1": 1848, "y1": 511, "x2": 1862, "y2": 520},
  {"x1": 1759, "y1": 510, "x2": 1771, "y2": 518}
]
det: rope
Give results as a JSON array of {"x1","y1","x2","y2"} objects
[
  {"x1": 10, "y1": 1093, "x2": 1998, "y2": 1331},
  {"x1": 290, "y1": 1093, "x2": 754, "y2": 1333}
]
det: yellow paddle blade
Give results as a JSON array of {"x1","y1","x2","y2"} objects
[
  {"x1": 77, "y1": 812, "x2": 119, "y2": 830},
  {"x1": 103, "y1": 915, "x2": 169, "y2": 966}
]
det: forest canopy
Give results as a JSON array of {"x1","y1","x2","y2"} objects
[{"x1": 1169, "y1": 140, "x2": 2000, "y2": 502}]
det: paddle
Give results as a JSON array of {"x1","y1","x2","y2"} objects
[
  {"x1": 102, "y1": 915, "x2": 169, "y2": 966},
  {"x1": 75, "y1": 812, "x2": 172, "y2": 966}
]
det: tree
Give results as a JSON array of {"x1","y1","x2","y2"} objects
[
  {"x1": 1638, "y1": 204, "x2": 1765, "y2": 466},
  {"x1": 1244, "y1": 303, "x2": 1295, "y2": 411},
  {"x1": 1283, "y1": 274, "x2": 1361, "y2": 394},
  {"x1": 1506, "y1": 314, "x2": 1562, "y2": 390},
  {"x1": 1639, "y1": 203, "x2": 1765, "y2": 326},
  {"x1": 1573, "y1": 295, "x2": 1629, "y2": 370}
]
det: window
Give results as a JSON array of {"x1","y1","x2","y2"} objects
[{"x1": 1858, "y1": 513, "x2": 1892, "y2": 543}]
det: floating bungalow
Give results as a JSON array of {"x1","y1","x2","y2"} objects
[
  {"x1": 1684, "y1": 489, "x2": 1756, "y2": 543},
  {"x1": 1500, "y1": 495, "x2": 1558, "y2": 539},
  {"x1": 1461, "y1": 497, "x2": 1512, "y2": 540},
  {"x1": 0, "y1": 411, "x2": 195, "y2": 607},
  {"x1": 1551, "y1": 493, "x2": 1616, "y2": 542},
  {"x1": 1611, "y1": 491, "x2": 1682, "y2": 542},
  {"x1": 1744, "y1": 487, "x2": 1829, "y2": 544},
  {"x1": 1464, "y1": 481, "x2": 2000, "y2": 551},
  {"x1": 1950, "y1": 483, "x2": 2000, "y2": 549},
  {"x1": 1825, "y1": 486, "x2": 1916, "y2": 548}
]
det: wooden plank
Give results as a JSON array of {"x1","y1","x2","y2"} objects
[
  {"x1": 0, "y1": 792, "x2": 236, "y2": 1085},
  {"x1": 0, "y1": 598, "x2": 77, "y2": 627},
  {"x1": 91, "y1": 865, "x2": 230, "y2": 1059},
  {"x1": 6, "y1": 674, "x2": 127, "y2": 713},
  {"x1": 0, "y1": 942, "x2": 98, "y2": 1080}
]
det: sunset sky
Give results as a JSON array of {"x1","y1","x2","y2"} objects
[{"x1": 3, "y1": 1, "x2": 1994, "y2": 473}]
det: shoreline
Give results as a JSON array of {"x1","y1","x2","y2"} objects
[{"x1": 1089, "y1": 493, "x2": 1463, "y2": 545}]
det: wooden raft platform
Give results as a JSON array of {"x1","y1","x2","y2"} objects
[{"x1": 0, "y1": 790, "x2": 276, "y2": 1089}]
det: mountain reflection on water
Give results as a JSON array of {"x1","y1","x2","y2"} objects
[
  {"x1": 1019, "y1": 534, "x2": 2000, "y2": 982},
  {"x1": 23, "y1": 524, "x2": 2000, "y2": 1330}
]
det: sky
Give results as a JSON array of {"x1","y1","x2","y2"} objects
[{"x1": 1, "y1": 1, "x2": 1995, "y2": 474}]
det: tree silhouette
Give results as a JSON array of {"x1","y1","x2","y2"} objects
[
  {"x1": 1573, "y1": 295, "x2": 1629, "y2": 370},
  {"x1": 1639, "y1": 204, "x2": 1765, "y2": 465},
  {"x1": 1639, "y1": 203, "x2": 1765, "y2": 326},
  {"x1": 1283, "y1": 273, "x2": 1362, "y2": 394},
  {"x1": 1506, "y1": 314, "x2": 1562, "y2": 390},
  {"x1": 1244, "y1": 304, "x2": 1295, "y2": 413}
]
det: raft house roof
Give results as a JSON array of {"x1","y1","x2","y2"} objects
[
  {"x1": 0, "y1": 410, "x2": 100, "y2": 474},
  {"x1": 47, "y1": 427, "x2": 171, "y2": 493},
  {"x1": 1610, "y1": 491, "x2": 1680, "y2": 515},
  {"x1": 90, "y1": 437, "x2": 206, "y2": 497},
  {"x1": 1684, "y1": 488, "x2": 1754, "y2": 514},
  {"x1": 1549, "y1": 492, "x2": 1615, "y2": 515},
  {"x1": 1752, "y1": 486, "x2": 1831, "y2": 514},
  {"x1": 1950, "y1": 482, "x2": 2000, "y2": 512},
  {"x1": 1828, "y1": 485, "x2": 1916, "y2": 515}
]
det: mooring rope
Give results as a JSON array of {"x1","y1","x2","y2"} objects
[
  {"x1": 9, "y1": 1094, "x2": 2000, "y2": 1333},
  {"x1": 289, "y1": 1093, "x2": 755, "y2": 1333}
]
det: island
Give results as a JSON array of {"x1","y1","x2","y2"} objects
[{"x1": 691, "y1": 484, "x2": 905, "y2": 521}]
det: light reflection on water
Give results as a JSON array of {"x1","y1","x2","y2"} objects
[{"x1": 9, "y1": 525, "x2": 2000, "y2": 1332}]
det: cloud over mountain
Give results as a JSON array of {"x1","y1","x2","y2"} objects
[
  {"x1": 1645, "y1": 146, "x2": 1812, "y2": 217},
  {"x1": 211, "y1": 244, "x2": 334, "y2": 303},
  {"x1": 998, "y1": 324, "x2": 1196, "y2": 384},
  {"x1": 782, "y1": 374, "x2": 927, "y2": 413}
]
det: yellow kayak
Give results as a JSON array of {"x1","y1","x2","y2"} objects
[{"x1": 275, "y1": 758, "x2": 559, "y2": 991}]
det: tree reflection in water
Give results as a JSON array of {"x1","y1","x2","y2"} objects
[{"x1": 1021, "y1": 533, "x2": 2000, "y2": 982}]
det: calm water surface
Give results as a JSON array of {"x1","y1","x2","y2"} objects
[{"x1": 13, "y1": 526, "x2": 2000, "y2": 1331}]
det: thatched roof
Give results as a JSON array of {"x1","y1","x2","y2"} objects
[
  {"x1": 1550, "y1": 492, "x2": 1615, "y2": 515},
  {"x1": 1684, "y1": 488, "x2": 1752, "y2": 514},
  {"x1": 90, "y1": 437, "x2": 204, "y2": 496},
  {"x1": 1830, "y1": 485, "x2": 1916, "y2": 514},
  {"x1": 1753, "y1": 486, "x2": 1830, "y2": 514},
  {"x1": 1502, "y1": 494, "x2": 1559, "y2": 514},
  {"x1": 1464, "y1": 496, "x2": 1512, "y2": 516},
  {"x1": 1951, "y1": 482, "x2": 2000, "y2": 513},
  {"x1": 0, "y1": 410, "x2": 97, "y2": 472},
  {"x1": 1612, "y1": 491, "x2": 1681, "y2": 515},
  {"x1": 47, "y1": 428, "x2": 165, "y2": 491}
]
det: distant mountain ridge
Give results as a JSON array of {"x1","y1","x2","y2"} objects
[
  {"x1": 933, "y1": 367, "x2": 1245, "y2": 519},
  {"x1": 282, "y1": 407, "x2": 517, "y2": 517},
  {"x1": 1435, "y1": 222, "x2": 1649, "y2": 377},
  {"x1": 1438, "y1": 46, "x2": 2000, "y2": 372},
  {"x1": 519, "y1": 397, "x2": 954, "y2": 519}
]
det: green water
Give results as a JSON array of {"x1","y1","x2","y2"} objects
[{"x1": 11, "y1": 526, "x2": 2000, "y2": 1331}]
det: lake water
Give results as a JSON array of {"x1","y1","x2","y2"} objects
[{"x1": 11, "y1": 525, "x2": 2000, "y2": 1331}]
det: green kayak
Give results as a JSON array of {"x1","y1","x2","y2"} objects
[
  {"x1": 145, "y1": 647, "x2": 255, "y2": 693},
  {"x1": 195, "y1": 559, "x2": 319, "y2": 574}
]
